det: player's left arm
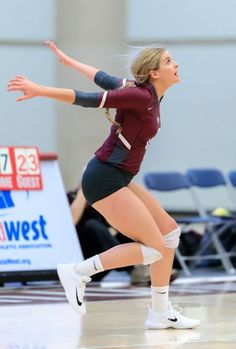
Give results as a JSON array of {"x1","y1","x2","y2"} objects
[
  {"x1": 74, "y1": 85, "x2": 151, "y2": 110},
  {"x1": 7, "y1": 75, "x2": 149, "y2": 110},
  {"x1": 7, "y1": 75, "x2": 75, "y2": 103}
]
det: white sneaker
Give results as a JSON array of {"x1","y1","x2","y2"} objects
[
  {"x1": 145, "y1": 302, "x2": 200, "y2": 329},
  {"x1": 57, "y1": 263, "x2": 91, "y2": 315}
]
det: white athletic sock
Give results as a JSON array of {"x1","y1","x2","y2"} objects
[
  {"x1": 74, "y1": 254, "x2": 104, "y2": 277},
  {"x1": 151, "y1": 285, "x2": 169, "y2": 313}
]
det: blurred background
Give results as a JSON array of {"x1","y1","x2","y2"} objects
[{"x1": 1, "y1": 0, "x2": 236, "y2": 212}]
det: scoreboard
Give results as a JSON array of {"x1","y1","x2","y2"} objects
[{"x1": 0, "y1": 147, "x2": 42, "y2": 190}]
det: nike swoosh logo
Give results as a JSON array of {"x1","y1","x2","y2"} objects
[
  {"x1": 76, "y1": 288, "x2": 82, "y2": 306},
  {"x1": 168, "y1": 317, "x2": 178, "y2": 322},
  {"x1": 148, "y1": 106, "x2": 153, "y2": 110},
  {"x1": 156, "y1": 292, "x2": 166, "y2": 294},
  {"x1": 93, "y1": 261, "x2": 98, "y2": 271}
]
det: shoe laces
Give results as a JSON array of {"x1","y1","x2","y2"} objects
[
  {"x1": 76, "y1": 276, "x2": 91, "y2": 299},
  {"x1": 147, "y1": 302, "x2": 183, "y2": 318},
  {"x1": 168, "y1": 302, "x2": 183, "y2": 316},
  {"x1": 78, "y1": 275, "x2": 91, "y2": 287}
]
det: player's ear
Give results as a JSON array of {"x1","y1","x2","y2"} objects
[{"x1": 149, "y1": 70, "x2": 159, "y2": 80}]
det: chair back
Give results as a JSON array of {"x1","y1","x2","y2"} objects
[
  {"x1": 227, "y1": 171, "x2": 236, "y2": 208},
  {"x1": 229, "y1": 171, "x2": 236, "y2": 187},
  {"x1": 186, "y1": 168, "x2": 226, "y2": 188},
  {"x1": 144, "y1": 171, "x2": 203, "y2": 215},
  {"x1": 144, "y1": 172, "x2": 191, "y2": 192}
]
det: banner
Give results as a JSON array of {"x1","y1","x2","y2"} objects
[{"x1": 0, "y1": 157, "x2": 83, "y2": 273}]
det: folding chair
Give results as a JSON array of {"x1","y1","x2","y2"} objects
[
  {"x1": 229, "y1": 171, "x2": 236, "y2": 187},
  {"x1": 186, "y1": 168, "x2": 236, "y2": 274},
  {"x1": 228, "y1": 171, "x2": 236, "y2": 208},
  {"x1": 186, "y1": 168, "x2": 235, "y2": 215},
  {"x1": 144, "y1": 171, "x2": 236, "y2": 276}
]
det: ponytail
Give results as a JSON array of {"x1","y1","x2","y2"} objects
[{"x1": 104, "y1": 80, "x2": 136, "y2": 133}]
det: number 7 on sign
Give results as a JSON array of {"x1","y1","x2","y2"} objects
[{"x1": 0, "y1": 148, "x2": 12, "y2": 174}]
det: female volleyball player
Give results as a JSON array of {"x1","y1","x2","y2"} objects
[{"x1": 7, "y1": 41, "x2": 200, "y2": 329}]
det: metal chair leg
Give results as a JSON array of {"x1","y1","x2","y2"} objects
[
  {"x1": 175, "y1": 248, "x2": 192, "y2": 276},
  {"x1": 210, "y1": 230, "x2": 236, "y2": 274}
]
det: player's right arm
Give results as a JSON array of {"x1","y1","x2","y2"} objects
[
  {"x1": 45, "y1": 40, "x2": 99, "y2": 81},
  {"x1": 46, "y1": 41, "x2": 127, "y2": 91}
]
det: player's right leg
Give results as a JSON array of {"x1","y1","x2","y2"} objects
[{"x1": 58, "y1": 186, "x2": 166, "y2": 314}]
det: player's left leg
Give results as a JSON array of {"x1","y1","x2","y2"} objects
[{"x1": 128, "y1": 182, "x2": 200, "y2": 329}]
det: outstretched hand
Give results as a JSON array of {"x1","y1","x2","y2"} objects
[
  {"x1": 7, "y1": 75, "x2": 41, "y2": 102},
  {"x1": 45, "y1": 40, "x2": 71, "y2": 66}
]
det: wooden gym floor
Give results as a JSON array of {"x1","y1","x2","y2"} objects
[{"x1": 0, "y1": 275, "x2": 236, "y2": 349}]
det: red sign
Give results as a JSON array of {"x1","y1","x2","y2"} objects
[{"x1": 0, "y1": 147, "x2": 42, "y2": 190}]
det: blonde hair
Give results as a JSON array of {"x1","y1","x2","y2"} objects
[
  {"x1": 131, "y1": 47, "x2": 165, "y2": 84},
  {"x1": 105, "y1": 47, "x2": 165, "y2": 132},
  {"x1": 104, "y1": 108, "x2": 123, "y2": 133},
  {"x1": 104, "y1": 81, "x2": 135, "y2": 134}
]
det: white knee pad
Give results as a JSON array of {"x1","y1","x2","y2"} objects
[
  {"x1": 140, "y1": 244, "x2": 163, "y2": 265},
  {"x1": 164, "y1": 227, "x2": 181, "y2": 249}
]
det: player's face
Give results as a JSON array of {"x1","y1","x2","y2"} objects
[{"x1": 157, "y1": 51, "x2": 180, "y2": 86}]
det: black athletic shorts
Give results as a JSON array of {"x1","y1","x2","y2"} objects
[{"x1": 81, "y1": 156, "x2": 134, "y2": 205}]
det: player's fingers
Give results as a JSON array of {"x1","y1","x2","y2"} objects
[
  {"x1": 7, "y1": 80, "x2": 22, "y2": 87},
  {"x1": 45, "y1": 40, "x2": 57, "y2": 52},
  {"x1": 16, "y1": 95, "x2": 31, "y2": 102},
  {"x1": 7, "y1": 86, "x2": 22, "y2": 92},
  {"x1": 15, "y1": 75, "x2": 25, "y2": 80},
  {"x1": 45, "y1": 40, "x2": 53, "y2": 48}
]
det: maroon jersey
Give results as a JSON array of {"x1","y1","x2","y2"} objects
[
  {"x1": 96, "y1": 83, "x2": 160, "y2": 174},
  {"x1": 74, "y1": 72, "x2": 161, "y2": 175}
]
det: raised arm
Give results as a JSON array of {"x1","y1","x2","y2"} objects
[
  {"x1": 7, "y1": 75, "x2": 75, "y2": 103},
  {"x1": 46, "y1": 41, "x2": 99, "y2": 81},
  {"x1": 46, "y1": 41, "x2": 128, "y2": 90}
]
